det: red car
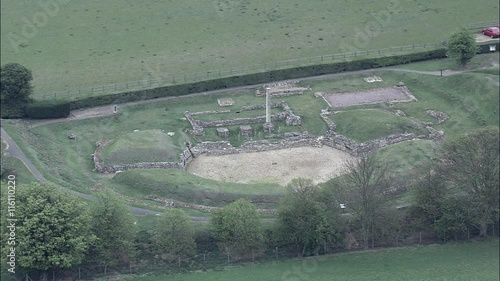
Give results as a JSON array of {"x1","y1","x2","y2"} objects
[{"x1": 482, "y1": 26, "x2": 500, "y2": 38}]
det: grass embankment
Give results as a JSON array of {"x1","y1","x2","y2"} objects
[
  {"x1": 126, "y1": 240, "x2": 500, "y2": 281},
  {"x1": 1, "y1": 0, "x2": 497, "y2": 95},
  {"x1": 103, "y1": 129, "x2": 179, "y2": 165},
  {"x1": 112, "y1": 169, "x2": 282, "y2": 208}
]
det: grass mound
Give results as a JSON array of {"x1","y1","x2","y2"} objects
[
  {"x1": 103, "y1": 129, "x2": 179, "y2": 165},
  {"x1": 111, "y1": 169, "x2": 282, "y2": 208},
  {"x1": 331, "y1": 109, "x2": 428, "y2": 142}
]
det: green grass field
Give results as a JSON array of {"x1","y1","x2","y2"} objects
[
  {"x1": 330, "y1": 109, "x2": 428, "y2": 142},
  {"x1": 125, "y1": 240, "x2": 500, "y2": 281},
  {"x1": 1, "y1": 55, "x2": 498, "y2": 209},
  {"x1": 1, "y1": 0, "x2": 498, "y2": 96},
  {"x1": 0, "y1": 156, "x2": 38, "y2": 185},
  {"x1": 103, "y1": 129, "x2": 179, "y2": 165}
]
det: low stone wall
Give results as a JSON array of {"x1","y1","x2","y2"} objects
[
  {"x1": 147, "y1": 195, "x2": 277, "y2": 214},
  {"x1": 185, "y1": 102, "x2": 301, "y2": 130},
  {"x1": 93, "y1": 139, "x2": 113, "y2": 173},
  {"x1": 189, "y1": 110, "x2": 231, "y2": 116},
  {"x1": 93, "y1": 140, "x2": 194, "y2": 173}
]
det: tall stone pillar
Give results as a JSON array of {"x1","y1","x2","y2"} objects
[
  {"x1": 265, "y1": 87, "x2": 271, "y2": 123},
  {"x1": 264, "y1": 87, "x2": 274, "y2": 133}
]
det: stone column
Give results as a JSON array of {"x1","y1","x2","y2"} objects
[
  {"x1": 265, "y1": 87, "x2": 271, "y2": 123},
  {"x1": 264, "y1": 87, "x2": 274, "y2": 133}
]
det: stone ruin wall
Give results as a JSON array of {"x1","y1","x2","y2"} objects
[
  {"x1": 93, "y1": 141, "x2": 194, "y2": 174},
  {"x1": 147, "y1": 195, "x2": 277, "y2": 214},
  {"x1": 185, "y1": 102, "x2": 301, "y2": 136}
]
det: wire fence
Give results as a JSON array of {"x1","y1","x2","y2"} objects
[
  {"x1": 39, "y1": 42, "x2": 444, "y2": 101},
  {"x1": 18, "y1": 228, "x2": 497, "y2": 281},
  {"x1": 464, "y1": 20, "x2": 500, "y2": 30}
]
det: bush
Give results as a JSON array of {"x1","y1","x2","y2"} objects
[
  {"x1": 26, "y1": 100, "x2": 71, "y2": 119},
  {"x1": 0, "y1": 103, "x2": 27, "y2": 118},
  {"x1": 70, "y1": 49, "x2": 448, "y2": 110}
]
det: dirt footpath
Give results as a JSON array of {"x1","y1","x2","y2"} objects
[{"x1": 187, "y1": 146, "x2": 356, "y2": 186}]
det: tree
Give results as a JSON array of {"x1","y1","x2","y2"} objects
[
  {"x1": 329, "y1": 156, "x2": 390, "y2": 249},
  {"x1": 210, "y1": 199, "x2": 264, "y2": 259},
  {"x1": 446, "y1": 28, "x2": 478, "y2": 66},
  {"x1": 278, "y1": 178, "x2": 333, "y2": 256},
  {"x1": 87, "y1": 190, "x2": 136, "y2": 266},
  {"x1": 2, "y1": 183, "x2": 94, "y2": 274},
  {"x1": 408, "y1": 169, "x2": 448, "y2": 233},
  {"x1": 438, "y1": 127, "x2": 499, "y2": 237},
  {"x1": 1, "y1": 63, "x2": 33, "y2": 105},
  {"x1": 153, "y1": 209, "x2": 196, "y2": 262}
]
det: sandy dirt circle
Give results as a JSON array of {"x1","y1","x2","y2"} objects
[{"x1": 187, "y1": 147, "x2": 356, "y2": 186}]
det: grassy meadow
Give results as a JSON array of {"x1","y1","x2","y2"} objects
[
  {"x1": 125, "y1": 240, "x2": 500, "y2": 281},
  {"x1": 1, "y1": 54, "x2": 498, "y2": 210},
  {"x1": 1, "y1": 0, "x2": 498, "y2": 96}
]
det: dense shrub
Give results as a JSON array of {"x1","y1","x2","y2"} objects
[
  {"x1": 70, "y1": 49, "x2": 448, "y2": 110},
  {"x1": 26, "y1": 100, "x2": 71, "y2": 119},
  {"x1": 0, "y1": 103, "x2": 27, "y2": 118}
]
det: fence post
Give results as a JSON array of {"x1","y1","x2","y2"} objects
[
  {"x1": 78, "y1": 267, "x2": 81, "y2": 280},
  {"x1": 252, "y1": 250, "x2": 255, "y2": 262},
  {"x1": 227, "y1": 251, "x2": 230, "y2": 263},
  {"x1": 419, "y1": 232, "x2": 422, "y2": 244},
  {"x1": 104, "y1": 265, "x2": 107, "y2": 276},
  {"x1": 91, "y1": 87, "x2": 94, "y2": 93},
  {"x1": 275, "y1": 247, "x2": 278, "y2": 260}
]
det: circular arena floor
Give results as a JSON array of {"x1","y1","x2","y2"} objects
[{"x1": 187, "y1": 146, "x2": 356, "y2": 186}]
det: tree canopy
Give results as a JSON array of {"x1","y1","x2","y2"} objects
[
  {"x1": 0, "y1": 63, "x2": 33, "y2": 105},
  {"x1": 210, "y1": 199, "x2": 264, "y2": 259},
  {"x1": 4, "y1": 183, "x2": 94, "y2": 271},
  {"x1": 330, "y1": 156, "x2": 390, "y2": 249},
  {"x1": 438, "y1": 127, "x2": 499, "y2": 237},
  {"x1": 86, "y1": 190, "x2": 136, "y2": 266},
  {"x1": 446, "y1": 28, "x2": 478, "y2": 66},
  {"x1": 278, "y1": 178, "x2": 332, "y2": 256},
  {"x1": 153, "y1": 209, "x2": 196, "y2": 260}
]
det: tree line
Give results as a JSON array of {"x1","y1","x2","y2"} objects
[{"x1": 1, "y1": 129, "x2": 498, "y2": 280}]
